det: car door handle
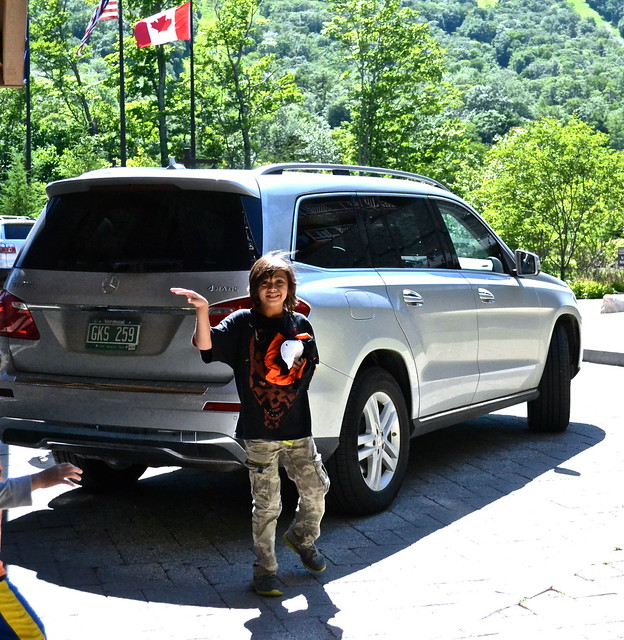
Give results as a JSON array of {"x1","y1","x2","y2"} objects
[
  {"x1": 402, "y1": 289, "x2": 424, "y2": 307},
  {"x1": 478, "y1": 287, "x2": 496, "y2": 303}
]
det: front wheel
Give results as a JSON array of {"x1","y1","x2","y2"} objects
[
  {"x1": 527, "y1": 323, "x2": 571, "y2": 433},
  {"x1": 326, "y1": 367, "x2": 410, "y2": 515},
  {"x1": 53, "y1": 450, "x2": 147, "y2": 491}
]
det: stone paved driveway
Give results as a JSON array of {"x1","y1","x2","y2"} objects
[{"x1": 2, "y1": 361, "x2": 623, "y2": 639}]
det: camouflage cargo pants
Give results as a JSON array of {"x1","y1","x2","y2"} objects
[{"x1": 244, "y1": 437, "x2": 330, "y2": 578}]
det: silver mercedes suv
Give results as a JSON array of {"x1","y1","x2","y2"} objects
[{"x1": 0, "y1": 163, "x2": 581, "y2": 514}]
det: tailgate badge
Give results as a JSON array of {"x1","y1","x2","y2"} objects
[{"x1": 102, "y1": 274, "x2": 120, "y2": 294}]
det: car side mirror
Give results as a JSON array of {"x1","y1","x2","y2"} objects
[{"x1": 514, "y1": 249, "x2": 541, "y2": 276}]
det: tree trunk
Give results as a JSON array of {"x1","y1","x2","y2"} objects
[
  {"x1": 69, "y1": 60, "x2": 98, "y2": 137},
  {"x1": 242, "y1": 124, "x2": 252, "y2": 169},
  {"x1": 233, "y1": 64, "x2": 252, "y2": 169}
]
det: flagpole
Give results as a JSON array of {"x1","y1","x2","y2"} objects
[
  {"x1": 118, "y1": 0, "x2": 127, "y2": 166},
  {"x1": 189, "y1": 0, "x2": 196, "y2": 163},
  {"x1": 25, "y1": 15, "x2": 32, "y2": 180}
]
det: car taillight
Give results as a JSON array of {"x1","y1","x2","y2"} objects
[
  {"x1": 294, "y1": 299, "x2": 311, "y2": 316},
  {"x1": 203, "y1": 402, "x2": 241, "y2": 412},
  {"x1": 0, "y1": 291, "x2": 41, "y2": 340},
  {"x1": 208, "y1": 296, "x2": 254, "y2": 327},
  {"x1": 0, "y1": 243, "x2": 16, "y2": 254},
  {"x1": 207, "y1": 296, "x2": 311, "y2": 326}
]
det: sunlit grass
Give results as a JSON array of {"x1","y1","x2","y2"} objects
[
  {"x1": 567, "y1": 0, "x2": 620, "y2": 37},
  {"x1": 568, "y1": 0, "x2": 605, "y2": 20},
  {"x1": 479, "y1": 0, "x2": 620, "y2": 39}
]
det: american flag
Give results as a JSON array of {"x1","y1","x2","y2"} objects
[
  {"x1": 99, "y1": 0, "x2": 118, "y2": 20},
  {"x1": 76, "y1": 0, "x2": 119, "y2": 55}
]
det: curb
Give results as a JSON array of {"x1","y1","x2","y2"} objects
[{"x1": 583, "y1": 349, "x2": 624, "y2": 367}]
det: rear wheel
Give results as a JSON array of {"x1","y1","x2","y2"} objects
[
  {"x1": 53, "y1": 450, "x2": 147, "y2": 491},
  {"x1": 527, "y1": 323, "x2": 571, "y2": 433},
  {"x1": 326, "y1": 367, "x2": 410, "y2": 515}
]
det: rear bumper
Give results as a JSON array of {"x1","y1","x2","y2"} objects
[
  {"x1": 0, "y1": 417, "x2": 340, "y2": 468},
  {"x1": 0, "y1": 417, "x2": 247, "y2": 471}
]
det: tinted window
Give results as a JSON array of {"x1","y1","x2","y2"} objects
[
  {"x1": 295, "y1": 195, "x2": 369, "y2": 268},
  {"x1": 436, "y1": 200, "x2": 508, "y2": 273},
  {"x1": 18, "y1": 189, "x2": 256, "y2": 273},
  {"x1": 361, "y1": 195, "x2": 449, "y2": 269},
  {"x1": 3, "y1": 223, "x2": 34, "y2": 240}
]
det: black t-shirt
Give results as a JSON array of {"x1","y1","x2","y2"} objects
[{"x1": 200, "y1": 309, "x2": 318, "y2": 440}]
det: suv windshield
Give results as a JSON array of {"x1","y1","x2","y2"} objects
[{"x1": 18, "y1": 188, "x2": 257, "y2": 273}]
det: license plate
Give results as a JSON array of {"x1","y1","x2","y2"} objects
[{"x1": 86, "y1": 318, "x2": 141, "y2": 351}]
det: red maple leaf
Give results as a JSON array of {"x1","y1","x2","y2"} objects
[{"x1": 151, "y1": 14, "x2": 172, "y2": 32}]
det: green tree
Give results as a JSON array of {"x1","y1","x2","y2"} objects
[
  {"x1": 104, "y1": 0, "x2": 192, "y2": 167},
  {"x1": 24, "y1": 0, "x2": 127, "y2": 169},
  {"x1": 29, "y1": 0, "x2": 102, "y2": 137},
  {"x1": 0, "y1": 153, "x2": 47, "y2": 218},
  {"x1": 322, "y1": 0, "x2": 456, "y2": 170},
  {"x1": 56, "y1": 138, "x2": 110, "y2": 179},
  {"x1": 196, "y1": 0, "x2": 302, "y2": 168},
  {"x1": 464, "y1": 116, "x2": 624, "y2": 280},
  {"x1": 256, "y1": 105, "x2": 339, "y2": 164},
  {"x1": 122, "y1": 41, "x2": 185, "y2": 167},
  {"x1": 0, "y1": 91, "x2": 26, "y2": 176}
]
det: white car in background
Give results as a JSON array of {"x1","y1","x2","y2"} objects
[
  {"x1": 0, "y1": 163, "x2": 582, "y2": 514},
  {"x1": 0, "y1": 216, "x2": 35, "y2": 280}
]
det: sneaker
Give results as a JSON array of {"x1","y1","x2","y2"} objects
[
  {"x1": 283, "y1": 532, "x2": 326, "y2": 573},
  {"x1": 252, "y1": 573, "x2": 283, "y2": 597}
]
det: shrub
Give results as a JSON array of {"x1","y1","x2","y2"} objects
[{"x1": 569, "y1": 278, "x2": 621, "y2": 299}]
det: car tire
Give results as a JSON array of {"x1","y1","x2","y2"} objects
[
  {"x1": 527, "y1": 324, "x2": 571, "y2": 433},
  {"x1": 326, "y1": 367, "x2": 410, "y2": 515},
  {"x1": 52, "y1": 451, "x2": 147, "y2": 491}
]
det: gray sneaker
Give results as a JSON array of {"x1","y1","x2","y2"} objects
[
  {"x1": 252, "y1": 573, "x2": 283, "y2": 597},
  {"x1": 283, "y1": 533, "x2": 327, "y2": 573}
]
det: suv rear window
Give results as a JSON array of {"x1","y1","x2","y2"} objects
[
  {"x1": 18, "y1": 188, "x2": 257, "y2": 273},
  {"x1": 3, "y1": 223, "x2": 34, "y2": 240}
]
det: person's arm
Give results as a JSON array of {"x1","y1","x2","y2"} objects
[
  {"x1": 0, "y1": 463, "x2": 82, "y2": 510},
  {"x1": 170, "y1": 288, "x2": 212, "y2": 350},
  {"x1": 298, "y1": 317, "x2": 319, "y2": 368},
  {"x1": 0, "y1": 476, "x2": 32, "y2": 509}
]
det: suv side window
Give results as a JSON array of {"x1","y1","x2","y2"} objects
[
  {"x1": 435, "y1": 200, "x2": 508, "y2": 273},
  {"x1": 295, "y1": 195, "x2": 370, "y2": 268},
  {"x1": 361, "y1": 195, "x2": 450, "y2": 269}
]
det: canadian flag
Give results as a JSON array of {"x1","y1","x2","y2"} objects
[{"x1": 134, "y1": 1, "x2": 191, "y2": 48}]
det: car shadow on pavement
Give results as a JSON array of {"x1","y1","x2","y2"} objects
[{"x1": 1, "y1": 413, "x2": 604, "y2": 637}]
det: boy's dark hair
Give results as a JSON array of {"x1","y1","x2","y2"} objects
[{"x1": 249, "y1": 251, "x2": 298, "y2": 312}]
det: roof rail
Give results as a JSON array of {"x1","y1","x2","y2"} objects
[{"x1": 258, "y1": 163, "x2": 449, "y2": 191}]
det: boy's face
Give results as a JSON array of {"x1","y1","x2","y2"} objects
[{"x1": 257, "y1": 269, "x2": 289, "y2": 317}]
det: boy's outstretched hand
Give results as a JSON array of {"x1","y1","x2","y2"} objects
[
  {"x1": 170, "y1": 287, "x2": 213, "y2": 351},
  {"x1": 170, "y1": 288, "x2": 209, "y2": 310},
  {"x1": 31, "y1": 463, "x2": 83, "y2": 490}
]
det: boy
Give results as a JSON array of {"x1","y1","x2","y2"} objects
[
  {"x1": 0, "y1": 460, "x2": 82, "y2": 639},
  {"x1": 171, "y1": 252, "x2": 329, "y2": 597}
]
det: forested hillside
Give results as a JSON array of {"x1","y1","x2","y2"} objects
[
  {"x1": 416, "y1": 0, "x2": 624, "y2": 145},
  {"x1": 2, "y1": 0, "x2": 624, "y2": 282},
  {"x1": 262, "y1": 0, "x2": 624, "y2": 148},
  {"x1": 2, "y1": 0, "x2": 624, "y2": 175}
]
